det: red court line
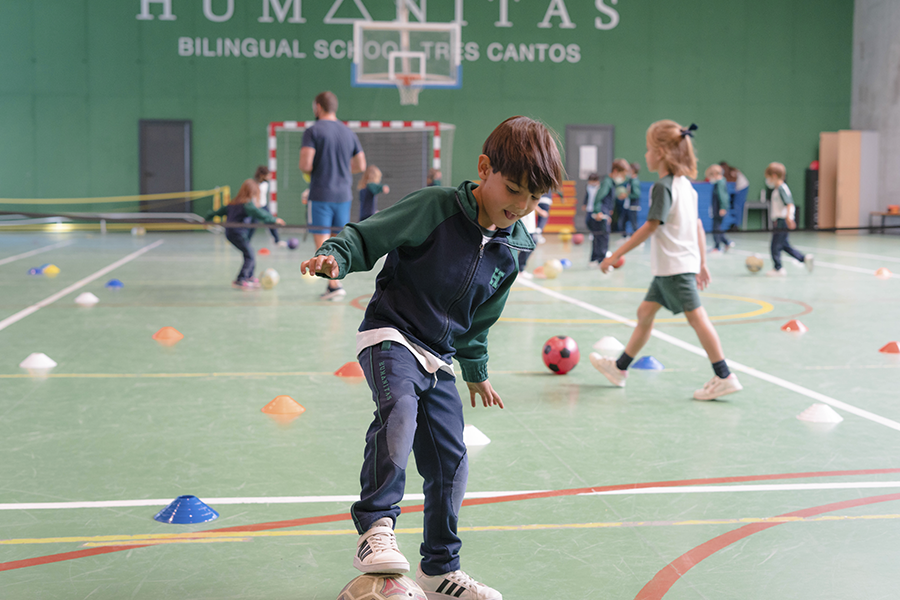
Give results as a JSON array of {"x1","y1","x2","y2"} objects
[
  {"x1": 634, "y1": 492, "x2": 900, "y2": 600},
  {"x1": 3, "y1": 468, "x2": 899, "y2": 572}
]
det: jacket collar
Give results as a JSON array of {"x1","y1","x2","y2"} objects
[{"x1": 455, "y1": 181, "x2": 536, "y2": 251}]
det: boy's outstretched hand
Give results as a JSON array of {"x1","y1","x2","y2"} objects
[
  {"x1": 467, "y1": 380, "x2": 504, "y2": 409},
  {"x1": 301, "y1": 255, "x2": 339, "y2": 278}
]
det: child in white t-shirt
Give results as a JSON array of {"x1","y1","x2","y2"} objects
[{"x1": 592, "y1": 120, "x2": 742, "y2": 401}]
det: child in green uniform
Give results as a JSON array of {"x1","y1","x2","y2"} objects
[
  {"x1": 301, "y1": 116, "x2": 564, "y2": 599},
  {"x1": 763, "y1": 162, "x2": 813, "y2": 276},
  {"x1": 591, "y1": 121, "x2": 743, "y2": 401},
  {"x1": 205, "y1": 179, "x2": 284, "y2": 289},
  {"x1": 706, "y1": 164, "x2": 734, "y2": 252}
]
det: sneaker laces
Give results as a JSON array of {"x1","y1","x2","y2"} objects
[
  {"x1": 443, "y1": 570, "x2": 482, "y2": 590},
  {"x1": 367, "y1": 528, "x2": 399, "y2": 552}
]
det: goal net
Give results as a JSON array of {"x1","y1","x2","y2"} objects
[{"x1": 268, "y1": 121, "x2": 454, "y2": 226}]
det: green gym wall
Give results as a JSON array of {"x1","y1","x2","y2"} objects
[{"x1": 0, "y1": 0, "x2": 853, "y2": 226}]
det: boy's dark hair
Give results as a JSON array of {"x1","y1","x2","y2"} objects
[
  {"x1": 254, "y1": 165, "x2": 269, "y2": 181},
  {"x1": 315, "y1": 91, "x2": 338, "y2": 114},
  {"x1": 629, "y1": 162, "x2": 641, "y2": 176},
  {"x1": 482, "y1": 116, "x2": 564, "y2": 195},
  {"x1": 587, "y1": 172, "x2": 600, "y2": 182}
]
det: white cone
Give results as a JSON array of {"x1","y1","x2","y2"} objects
[
  {"x1": 796, "y1": 403, "x2": 843, "y2": 424},
  {"x1": 19, "y1": 353, "x2": 58, "y2": 369},
  {"x1": 593, "y1": 336, "x2": 625, "y2": 356},
  {"x1": 463, "y1": 424, "x2": 491, "y2": 448},
  {"x1": 75, "y1": 292, "x2": 99, "y2": 306}
]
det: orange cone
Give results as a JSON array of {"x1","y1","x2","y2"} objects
[
  {"x1": 258, "y1": 247, "x2": 270, "y2": 255},
  {"x1": 261, "y1": 395, "x2": 305, "y2": 424},
  {"x1": 152, "y1": 326, "x2": 184, "y2": 346},
  {"x1": 781, "y1": 319, "x2": 808, "y2": 333},
  {"x1": 875, "y1": 267, "x2": 892, "y2": 279},
  {"x1": 533, "y1": 266, "x2": 546, "y2": 279},
  {"x1": 334, "y1": 362, "x2": 365, "y2": 378},
  {"x1": 879, "y1": 341, "x2": 900, "y2": 354}
]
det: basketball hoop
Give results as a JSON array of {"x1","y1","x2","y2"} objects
[{"x1": 397, "y1": 75, "x2": 421, "y2": 106}]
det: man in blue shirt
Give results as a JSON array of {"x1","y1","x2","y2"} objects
[{"x1": 299, "y1": 91, "x2": 366, "y2": 300}]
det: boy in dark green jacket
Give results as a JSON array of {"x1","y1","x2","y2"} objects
[{"x1": 302, "y1": 116, "x2": 563, "y2": 599}]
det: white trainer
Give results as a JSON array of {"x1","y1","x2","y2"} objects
[
  {"x1": 766, "y1": 268, "x2": 787, "y2": 277},
  {"x1": 416, "y1": 563, "x2": 501, "y2": 600},
  {"x1": 589, "y1": 353, "x2": 627, "y2": 387},
  {"x1": 693, "y1": 373, "x2": 743, "y2": 401},
  {"x1": 804, "y1": 254, "x2": 815, "y2": 273},
  {"x1": 320, "y1": 286, "x2": 347, "y2": 301},
  {"x1": 353, "y1": 517, "x2": 409, "y2": 574}
]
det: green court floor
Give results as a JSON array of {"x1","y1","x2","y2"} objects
[{"x1": 1, "y1": 229, "x2": 899, "y2": 599}]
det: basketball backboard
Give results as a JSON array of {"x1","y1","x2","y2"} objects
[{"x1": 351, "y1": 20, "x2": 461, "y2": 104}]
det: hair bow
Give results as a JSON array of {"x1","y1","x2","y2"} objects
[{"x1": 680, "y1": 123, "x2": 698, "y2": 138}]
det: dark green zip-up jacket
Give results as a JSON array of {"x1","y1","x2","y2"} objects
[{"x1": 315, "y1": 181, "x2": 535, "y2": 382}]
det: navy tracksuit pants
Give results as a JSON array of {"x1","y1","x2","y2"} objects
[
  {"x1": 225, "y1": 229, "x2": 255, "y2": 282},
  {"x1": 771, "y1": 219, "x2": 805, "y2": 270},
  {"x1": 351, "y1": 342, "x2": 468, "y2": 577},
  {"x1": 586, "y1": 213, "x2": 610, "y2": 262}
]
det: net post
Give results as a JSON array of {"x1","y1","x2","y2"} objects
[
  {"x1": 223, "y1": 186, "x2": 231, "y2": 206},
  {"x1": 212, "y1": 187, "x2": 221, "y2": 223}
]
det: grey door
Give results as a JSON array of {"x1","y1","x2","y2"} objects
[
  {"x1": 565, "y1": 124, "x2": 614, "y2": 231},
  {"x1": 139, "y1": 120, "x2": 192, "y2": 212}
]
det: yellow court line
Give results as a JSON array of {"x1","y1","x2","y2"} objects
[
  {"x1": 503, "y1": 288, "x2": 774, "y2": 324},
  {"x1": 8, "y1": 515, "x2": 900, "y2": 547}
]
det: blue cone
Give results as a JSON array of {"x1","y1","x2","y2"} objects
[
  {"x1": 560, "y1": 258, "x2": 572, "y2": 269},
  {"x1": 28, "y1": 267, "x2": 42, "y2": 275},
  {"x1": 105, "y1": 278, "x2": 124, "y2": 289},
  {"x1": 153, "y1": 495, "x2": 219, "y2": 524},
  {"x1": 632, "y1": 356, "x2": 664, "y2": 370}
]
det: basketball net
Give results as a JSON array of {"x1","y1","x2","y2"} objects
[{"x1": 397, "y1": 75, "x2": 421, "y2": 106}]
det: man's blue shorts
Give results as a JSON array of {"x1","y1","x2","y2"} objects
[{"x1": 308, "y1": 200, "x2": 351, "y2": 235}]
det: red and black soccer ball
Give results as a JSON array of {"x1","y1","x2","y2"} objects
[{"x1": 542, "y1": 335, "x2": 580, "y2": 375}]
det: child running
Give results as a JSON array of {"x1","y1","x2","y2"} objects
[
  {"x1": 301, "y1": 116, "x2": 564, "y2": 599},
  {"x1": 763, "y1": 162, "x2": 813, "y2": 276},
  {"x1": 591, "y1": 121, "x2": 742, "y2": 401},
  {"x1": 205, "y1": 179, "x2": 284, "y2": 289}
]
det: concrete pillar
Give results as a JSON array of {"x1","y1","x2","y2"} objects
[{"x1": 851, "y1": 0, "x2": 900, "y2": 210}]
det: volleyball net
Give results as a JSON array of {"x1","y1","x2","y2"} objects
[{"x1": 0, "y1": 188, "x2": 230, "y2": 232}]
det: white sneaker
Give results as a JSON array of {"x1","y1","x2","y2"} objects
[
  {"x1": 589, "y1": 353, "x2": 627, "y2": 387},
  {"x1": 726, "y1": 241, "x2": 736, "y2": 253},
  {"x1": 416, "y1": 563, "x2": 501, "y2": 600},
  {"x1": 766, "y1": 268, "x2": 787, "y2": 277},
  {"x1": 320, "y1": 286, "x2": 347, "y2": 301},
  {"x1": 693, "y1": 373, "x2": 743, "y2": 401},
  {"x1": 276, "y1": 240, "x2": 288, "y2": 248},
  {"x1": 354, "y1": 518, "x2": 409, "y2": 574},
  {"x1": 804, "y1": 254, "x2": 814, "y2": 273}
]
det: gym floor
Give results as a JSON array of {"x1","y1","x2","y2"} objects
[{"x1": 1, "y1": 229, "x2": 898, "y2": 599}]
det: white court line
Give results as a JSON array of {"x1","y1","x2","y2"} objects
[
  {"x1": 0, "y1": 240, "x2": 165, "y2": 333},
  {"x1": 794, "y1": 245, "x2": 900, "y2": 264},
  {"x1": 731, "y1": 248, "x2": 879, "y2": 275},
  {"x1": 579, "y1": 481, "x2": 900, "y2": 496},
  {"x1": 0, "y1": 240, "x2": 74, "y2": 266},
  {"x1": 0, "y1": 490, "x2": 547, "y2": 511},
  {"x1": 5, "y1": 482, "x2": 900, "y2": 511},
  {"x1": 516, "y1": 278, "x2": 900, "y2": 432}
]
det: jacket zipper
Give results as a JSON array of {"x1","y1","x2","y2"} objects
[{"x1": 438, "y1": 241, "x2": 485, "y2": 343}]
